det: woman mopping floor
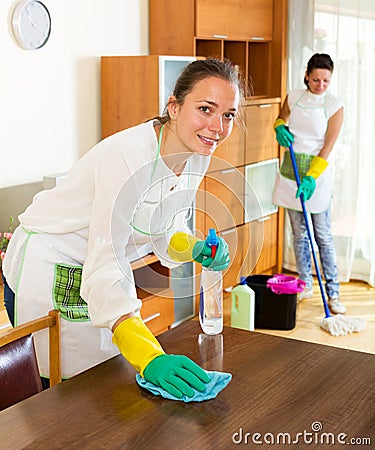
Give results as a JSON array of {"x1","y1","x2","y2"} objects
[
  {"x1": 289, "y1": 142, "x2": 365, "y2": 336},
  {"x1": 272, "y1": 53, "x2": 365, "y2": 336}
]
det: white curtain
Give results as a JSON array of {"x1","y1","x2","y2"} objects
[{"x1": 283, "y1": 0, "x2": 375, "y2": 286}]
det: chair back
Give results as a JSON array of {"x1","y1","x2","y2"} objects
[
  {"x1": 0, "y1": 310, "x2": 61, "y2": 411},
  {"x1": 0, "y1": 334, "x2": 42, "y2": 410}
]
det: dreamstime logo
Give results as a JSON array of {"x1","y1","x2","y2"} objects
[
  {"x1": 311, "y1": 421, "x2": 323, "y2": 432},
  {"x1": 232, "y1": 421, "x2": 372, "y2": 446}
]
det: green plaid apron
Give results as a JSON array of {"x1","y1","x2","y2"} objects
[
  {"x1": 53, "y1": 264, "x2": 90, "y2": 321},
  {"x1": 279, "y1": 150, "x2": 315, "y2": 181}
]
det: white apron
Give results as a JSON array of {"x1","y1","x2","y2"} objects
[
  {"x1": 8, "y1": 227, "x2": 124, "y2": 379},
  {"x1": 272, "y1": 91, "x2": 333, "y2": 213}
]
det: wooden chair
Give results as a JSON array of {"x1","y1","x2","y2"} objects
[{"x1": 0, "y1": 310, "x2": 61, "y2": 411}]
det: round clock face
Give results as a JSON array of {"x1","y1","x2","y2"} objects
[{"x1": 12, "y1": 0, "x2": 51, "y2": 50}]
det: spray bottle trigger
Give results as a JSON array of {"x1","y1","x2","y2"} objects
[{"x1": 206, "y1": 228, "x2": 219, "y2": 258}]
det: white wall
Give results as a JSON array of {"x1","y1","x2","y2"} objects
[{"x1": 0, "y1": 0, "x2": 149, "y2": 188}]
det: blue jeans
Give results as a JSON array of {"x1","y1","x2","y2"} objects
[
  {"x1": 287, "y1": 208, "x2": 339, "y2": 298},
  {"x1": 2, "y1": 274, "x2": 15, "y2": 326}
]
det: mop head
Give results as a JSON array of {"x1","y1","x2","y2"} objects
[{"x1": 320, "y1": 315, "x2": 366, "y2": 336}]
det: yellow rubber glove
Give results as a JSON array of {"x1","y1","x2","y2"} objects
[
  {"x1": 112, "y1": 316, "x2": 164, "y2": 376},
  {"x1": 168, "y1": 232, "x2": 200, "y2": 262},
  {"x1": 306, "y1": 156, "x2": 328, "y2": 178}
]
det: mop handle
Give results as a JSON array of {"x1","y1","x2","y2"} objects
[{"x1": 288, "y1": 144, "x2": 331, "y2": 318}]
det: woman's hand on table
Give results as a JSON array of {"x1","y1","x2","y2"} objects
[{"x1": 143, "y1": 354, "x2": 210, "y2": 398}]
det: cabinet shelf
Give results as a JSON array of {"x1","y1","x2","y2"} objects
[
  {"x1": 130, "y1": 253, "x2": 159, "y2": 271},
  {"x1": 195, "y1": 38, "x2": 222, "y2": 60},
  {"x1": 195, "y1": 38, "x2": 272, "y2": 97},
  {"x1": 150, "y1": 0, "x2": 287, "y2": 100},
  {"x1": 137, "y1": 287, "x2": 173, "y2": 302}
]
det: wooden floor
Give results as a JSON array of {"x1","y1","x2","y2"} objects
[
  {"x1": 224, "y1": 276, "x2": 375, "y2": 354},
  {"x1": 1, "y1": 275, "x2": 375, "y2": 354}
]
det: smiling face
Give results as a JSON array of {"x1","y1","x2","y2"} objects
[
  {"x1": 167, "y1": 76, "x2": 240, "y2": 156},
  {"x1": 305, "y1": 68, "x2": 332, "y2": 95}
]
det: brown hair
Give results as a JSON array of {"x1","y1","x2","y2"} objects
[
  {"x1": 154, "y1": 58, "x2": 245, "y2": 127},
  {"x1": 304, "y1": 53, "x2": 334, "y2": 87}
]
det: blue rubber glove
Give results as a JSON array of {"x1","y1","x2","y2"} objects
[
  {"x1": 143, "y1": 354, "x2": 210, "y2": 398},
  {"x1": 274, "y1": 118, "x2": 294, "y2": 147},
  {"x1": 192, "y1": 237, "x2": 230, "y2": 271},
  {"x1": 296, "y1": 175, "x2": 316, "y2": 201}
]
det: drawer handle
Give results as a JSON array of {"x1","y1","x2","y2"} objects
[
  {"x1": 259, "y1": 104, "x2": 272, "y2": 108},
  {"x1": 257, "y1": 216, "x2": 270, "y2": 223},
  {"x1": 220, "y1": 168, "x2": 236, "y2": 174},
  {"x1": 220, "y1": 228, "x2": 236, "y2": 236},
  {"x1": 212, "y1": 34, "x2": 228, "y2": 39},
  {"x1": 251, "y1": 36, "x2": 265, "y2": 41},
  {"x1": 143, "y1": 312, "x2": 161, "y2": 323}
]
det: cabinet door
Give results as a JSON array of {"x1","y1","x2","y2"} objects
[
  {"x1": 150, "y1": 0, "x2": 195, "y2": 56},
  {"x1": 101, "y1": 56, "x2": 160, "y2": 138},
  {"x1": 209, "y1": 123, "x2": 244, "y2": 172},
  {"x1": 140, "y1": 290, "x2": 175, "y2": 336},
  {"x1": 204, "y1": 166, "x2": 245, "y2": 232},
  {"x1": 221, "y1": 225, "x2": 248, "y2": 289},
  {"x1": 251, "y1": 213, "x2": 278, "y2": 274},
  {"x1": 222, "y1": 227, "x2": 240, "y2": 289},
  {"x1": 245, "y1": 103, "x2": 279, "y2": 164},
  {"x1": 134, "y1": 260, "x2": 175, "y2": 335},
  {"x1": 196, "y1": 0, "x2": 273, "y2": 41}
]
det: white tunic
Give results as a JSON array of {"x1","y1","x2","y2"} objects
[
  {"x1": 272, "y1": 89, "x2": 343, "y2": 213},
  {"x1": 3, "y1": 120, "x2": 210, "y2": 377}
]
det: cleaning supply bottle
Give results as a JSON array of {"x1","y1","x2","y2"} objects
[
  {"x1": 199, "y1": 229, "x2": 223, "y2": 335},
  {"x1": 231, "y1": 276, "x2": 255, "y2": 331}
]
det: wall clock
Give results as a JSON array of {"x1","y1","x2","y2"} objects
[{"x1": 12, "y1": 0, "x2": 51, "y2": 50}]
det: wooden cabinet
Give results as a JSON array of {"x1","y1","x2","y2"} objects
[
  {"x1": 139, "y1": 290, "x2": 174, "y2": 336},
  {"x1": 204, "y1": 166, "x2": 245, "y2": 232},
  {"x1": 195, "y1": 0, "x2": 273, "y2": 41},
  {"x1": 101, "y1": 56, "x2": 160, "y2": 138},
  {"x1": 150, "y1": 1, "x2": 195, "y2": 56},
  {"x1": 149, "y1": 0, "x2": 287, "y2": 290},
  {"x1": 221, "y1": 224, "x2": 249, "y2": 288},
  {"x1": 101, "y1": 55, "x2": 195, "y2": 139},
  {"x1": 251, "y1": 213, "x2": 278, "y2": 274},
  {"x1": 245, "y1": 101, "x2": 279, "y2": 164},
  {"x1": 238, "y1": 213, "x2": 280, "y2": 276},
  {"x1": 243, "y1": 100, "x2": 281, "y2": 275},
  {"x1": 100, "y1": 0, "x2": 287, "y2": 327},
  {"x1": 196, "y1": 163, "x2": 246, "y2": 290},
  {"x1": 150, "y1": 0, "x2": 286, "y2": 99},
  {"x1": 132, "y1": 255, "x2": 174, "y2": 336},
  {"x1": 208, "y1": 123, "x2": 244, "y2": 171}
]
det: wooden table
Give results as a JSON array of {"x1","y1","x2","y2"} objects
[{"x1": 1, "y1": 321, "x2": 374, "y2": 449}]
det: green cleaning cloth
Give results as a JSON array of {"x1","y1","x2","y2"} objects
[{"x1": 136, "y1": 370, "x2": 232, "y2": 402}]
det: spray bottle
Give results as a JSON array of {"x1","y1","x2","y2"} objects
[
  {"x1": 231, "y1": 276, "x2": 255, "y2": 331},
  {"x1": 199, "y1": 229, "x2": 223, "y2": 335}
]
